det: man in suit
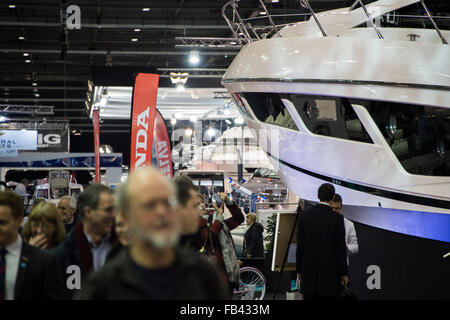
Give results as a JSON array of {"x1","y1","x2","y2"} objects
[
  {"x1": 54, "y1": 184, "x2": 117, "y2": 297},
  {"x1": 331, "y1": 194, "x2": 359, "y2": 267},
  {"x1": 0, "y1": 191, "x2": 67, "y2": 300},
  {"x1": 296, "y1": 183, "x2": 349, "y2": 300}
]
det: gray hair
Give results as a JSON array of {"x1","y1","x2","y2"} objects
[{"x1": 60, "y1": 196, "x2": 77, "y2": 210}]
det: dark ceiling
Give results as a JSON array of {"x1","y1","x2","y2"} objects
[{"x1": 0, "y1": 0, "x2": 448, "y2": 161}]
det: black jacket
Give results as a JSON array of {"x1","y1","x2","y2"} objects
[
  {"x1": 15, "y1": 242, "x2": 68, "y2": 300},
  {"x1": 64, "y1": 214, "x2": 80, "y2": 235},
  {"x1": 243, "y1": 222, "x2": 265, "y2": 258},
  {"x1": 53, "y1": 222, "x2": 117, "y2": 297},
  {"x1": 296, "y1": 203, "x2": 348, "y2": 297},
  {"x1": 75, "y1": 248, "x2": 228, "y2": 300}
]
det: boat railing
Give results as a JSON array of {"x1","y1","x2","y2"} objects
[{"x1": 221, "y1": 0, "x2": 448, "y2": 46}]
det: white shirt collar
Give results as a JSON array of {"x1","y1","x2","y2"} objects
[
  {"x1": 4, "y1": 234, "x2": 22, "y2": 257},
  {"x1": 319, "y1": 202, "x2": 330, "y2": 206},
  {"x1": 84, "y1": 231, "x2": 111, "y2": 248}
]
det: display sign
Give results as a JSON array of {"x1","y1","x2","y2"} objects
[
  {"x1": 49, "y1": 170, "x2": 70, "y2": 189},
  {"x1": 130, "y1": 73, "x2": 159, "y2": 172},
  {"x1": 36, "y1": 128, "x2": 69, "y2": 152},
  {"x1": 0, "y1": 130, "x2": 37, "y2": 151},
  {"x1": 271, "y1": 211, "x2": 298, "y2": 272},
  {"x1": 152, "y1": 109, "x2": 173, "y2": 178},
  {"x1": 92, "y1": 109, "x2": 100, "y2": 183},
  {"x1": 0, "y1": 149, "x2": 18, "y2": 157}
]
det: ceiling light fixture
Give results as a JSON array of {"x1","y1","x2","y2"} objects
[
  {"x1": 131, "y1": 38, "x2": 138, "y2": 42},
  {"x1": 134, "y1": 28, "x2": 141, "y2": 32},
  {"x1": 0, "y1": 115, "x2": 7, "y2": 122},
  {"x1": 32, "y1": 82, "x2": 37, "y2": 86},
  {"x1": 9, "y1": 5, "x2": 16, "y2": 8},
  {"x1": 23, "y1": 53, "x2": 29, "y2": 56},
  {"x1": 170, "y1": 118, "x2": 177, "y2": 125},
  {"x1": 142, "y1": 8, "x2": 150, "y2": 12},
  {"x1": 185, "y1": 128, "x2": 193, "y2": 137},
  {"x1": 189, "y1": 50, "x2": 200, "y2": 65},
  {"x1": 18, "y1": 36, "x2": 25, "y2": 40}
]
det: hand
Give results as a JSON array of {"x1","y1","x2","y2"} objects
[
  {"x1": 341, "y1": 275, "x2": 349, "y2": 287},
  {"x1": 217, "y1": 192, "x2": 228, "y2": 201},
  {"x1": 29, "y1": 234, "x2": 48, "y2": 249},
  {"x1": 238, "y1": 260, "x2": 243, "y2": 267}
]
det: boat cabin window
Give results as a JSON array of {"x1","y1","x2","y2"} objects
[
  {"x1": 239, "y1": 93, "x2": 299, "y2": 131},
  {"x1": 288, "y1": 95, "x2": 374, "y2": 144},
  {"x1": 365, "y1": 100, "x2": 450, "y2": 177}
]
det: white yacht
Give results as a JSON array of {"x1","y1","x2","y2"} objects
[{"x1": 222, "y1": 0, "x2": 450, "y2": 243}]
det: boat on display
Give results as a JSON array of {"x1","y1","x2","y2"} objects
[{"x1": 222, "y1": 0, "x2": 449, "y2": 298}]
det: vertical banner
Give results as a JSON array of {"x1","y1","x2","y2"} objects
[
  {"x1": 153, "y1": 109, "x2": 173, "y2": 178},
  {"x1": 92, "y1": 109, "x2": 100, "y2": 183},
  {"x1": 130, "y1": 73, "x2": 159, "y2": 172}
]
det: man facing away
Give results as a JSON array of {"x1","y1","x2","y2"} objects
[
  {"x1": 0, "y1": 191, "x2": 67, "y2": 300},
  {"x1": 331, "y1": 194, "x2": 359, "y2": 267},
  {"x1": 76, "y1": 167, "x2": 227, "y2": 300},
  {"x1": 296, "y1": 183, "x2": 349, "y2": 300}
]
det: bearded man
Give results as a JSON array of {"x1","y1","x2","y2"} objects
[{"x1": 75, "y1": 167, "x2": 227, "y2": 300}]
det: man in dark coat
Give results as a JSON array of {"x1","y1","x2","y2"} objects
[
  {"x1": 0, "y1": 191, "x2": 68, "y2": 300},
  {"x1": 53, "y1": 184, "x2": 117, "y2": 298},
  {"x1": 76, "y1": 167, "x2": 227, "y2": 300},
  {"x1": 243, "y1": 213, "x2": 264, "y2": 258},
  {"x1": 296, "y1": 183, "x2": 349, "y2": 300}
]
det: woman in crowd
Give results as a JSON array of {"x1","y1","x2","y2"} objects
[{"x1": 22, "y1": 202, "x2": 66, "y2": 249}]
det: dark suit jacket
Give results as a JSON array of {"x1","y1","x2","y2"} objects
[
  {"x1": 53, "y1": 222, "x2": 117, "y2": 297},
  {"x1": 15, "y1": 242, "x2": 68, "y2": 300},
  {"x1": 296, "y1": 203, "x2": 348, "y2": 297},
  {"x1": 75, "y1": 248, "x2": 228, "y2": 300},
  {"x1": 243, "y1": 222, "x2": 265, "y2": 258}
]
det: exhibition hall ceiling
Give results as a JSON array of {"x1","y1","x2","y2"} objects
[{"x1": 0, "y1": 0, "x2": 448, "y2": 137}]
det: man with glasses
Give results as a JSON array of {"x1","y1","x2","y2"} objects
[
  {"x1": 330, "y1": 194, "x2": 359, "y2": 266},
  {"x1": 54, "y1": 184, "x2": 117, "y2": 296},
  {"x1": 76, "y1": 167, "x2": 227, "y2": 299}
]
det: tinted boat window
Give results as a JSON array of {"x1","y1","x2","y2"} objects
[
  {"x1": 365, "y1": 100, "x2": 450, "y2": 176},
  {"x1": 240, "y1": 93, "x2": 299, "y2": 131},
  {"x1": 289, "y1": 95, "x2": 374, "y2": 144}
]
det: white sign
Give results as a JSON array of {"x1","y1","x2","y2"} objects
[
  {"x1": 0, "y1": 130, "x2": 38, "y2": 151},
  {"x1": 0, "y1": 149, "x2": 18, "y2": 157}
]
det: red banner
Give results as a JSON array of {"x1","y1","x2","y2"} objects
[
  {"x1": 130, "y1": 73, "x2": 159, "y2": 172},
  {"x1": 153, "y1": 109, "x2": 173, "y2": 178},
  {"x1": 92, "y1": 109, "x2": 100, "y2": 183}
]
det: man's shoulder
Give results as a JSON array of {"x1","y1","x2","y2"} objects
[{"x1": 176, "y1": 249, "x2": 217, "y2": 272}]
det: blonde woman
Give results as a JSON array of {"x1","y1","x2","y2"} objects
[{"x1": 22, "y1": 202, "x2": 66, "y2": 250}]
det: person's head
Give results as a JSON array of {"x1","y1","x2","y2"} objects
[
  {"x1": 21, "y1": 178, "x2": 29, "y2": 186},
  {"x1": 30, "y1": 197, "x2": 46, "y2": 212},
  {"x1": 197, "y1": 193, "x2": 206, "y2": 216},
  {"x1": 173, "y1": 175, "x2": 201, "y2": 235},
  {"x1": 121, "y1": 167, "x2": 179, "y2": 250},
  {"x1": 57, "y1": 196, "x2": 77, "y2": 224},
  {"x1": 246, "y1": 213, "x2": 257, "y2": 226},
  {"x1": 317, "y1": 183, "x2": 335, "y2": 204},
  {"x1": 331, "y1": 193, "x2": 343, "y2": 214},
  {"x1": 78, "y1": 184, "x2": 115, "y2": 238},
  {"x1": 0, "y1": 191, "x2": 24, "y2": 247},
  {"x1": 22, "y1": 202, "x2": 66, "y2": 248},
  {"x1": 114, "y1": 185, "x2": 131, "y2": 246}
]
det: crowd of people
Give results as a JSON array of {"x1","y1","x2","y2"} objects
[{"x1": 0, "y1": 168, "x2": 358, "y2": 300}]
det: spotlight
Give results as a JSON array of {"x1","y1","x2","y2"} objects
[
  {"x1": 0, "y1": 115, "x2": 7, "y2": 122},
  {"x1": 207, "y1": 128, "x2": 216, "y2": 137},
  {"x1": 142, "y1": 8, "x2": 150, "y2": 12},
  {"x1": 185, "y1": 128, "x2": 193, "y2": 137},
  {"x1": 189, "y1": 50, "x2": 200, "y2": 65},
  {"x1": 176, "y1": 82, "x2": 185, "y2": 93},
  {"x1": 170, "y1": 118, "x2": 177, "y2": 125},
  {"x1": 131, "y1": 38, "x2": 138, "y2": 42}
]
